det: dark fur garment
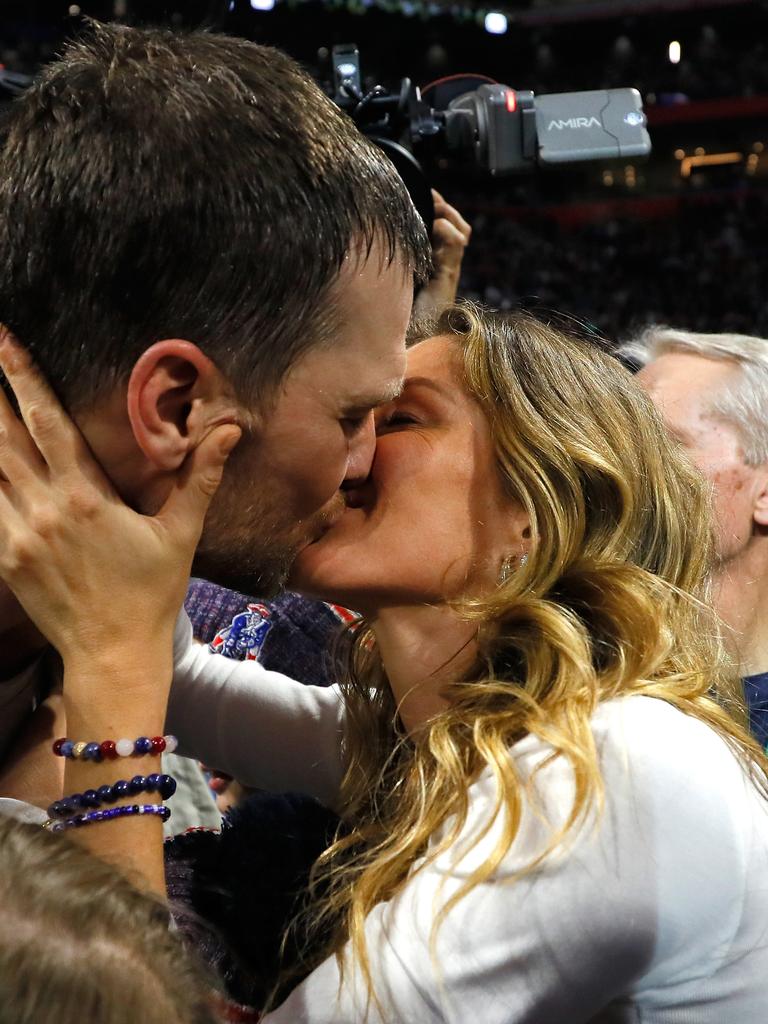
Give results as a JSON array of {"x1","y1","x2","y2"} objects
[{"x1": 165, "y1": 790, "x2": 342, "y2": 1009}]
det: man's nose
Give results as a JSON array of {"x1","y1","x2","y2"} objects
[{"x1": 344, "y1": 413, "x2": 377, "y2": 486}]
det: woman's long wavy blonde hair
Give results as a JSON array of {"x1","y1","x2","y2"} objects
[{"x1": 283, "y1": 302, "x2": 768, "y2": 1009}]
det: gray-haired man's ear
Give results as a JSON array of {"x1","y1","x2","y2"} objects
[{"x1": 752, "y1": 470, "x2": 768, "y2": 528}]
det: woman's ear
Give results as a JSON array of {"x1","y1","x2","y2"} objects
[
  {"x1": 127, "y1": 340, "x2": 237, "y2": 470},
  {"x1": 494, "y1": 505, "x2": 532, "y2": 577},
  {"x1": 510, "y1": 508, "x2": 532, "y2": 552}
]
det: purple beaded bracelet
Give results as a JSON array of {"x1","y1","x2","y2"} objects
[
  {"x1": 47, "y1": 773, "x2": 177, "y2": 820},
  {"x1": 43, "y1": 803, "x2": 171, "y2": 833}
]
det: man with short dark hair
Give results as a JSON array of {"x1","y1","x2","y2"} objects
[{"x1": 0, "y1": 21, "x2": 431, "y2": 807}]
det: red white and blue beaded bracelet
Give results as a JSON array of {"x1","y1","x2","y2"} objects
[{"x1": 52, "y1": 735, "x2": 178, "y2": 761}]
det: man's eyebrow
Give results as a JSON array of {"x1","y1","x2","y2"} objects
[
  {"x1": 400, "y1": 376, "x2": 455, "y2": 401},
  {"x1": 346, "y1": 380, "x2": 404, "y2": 411}
]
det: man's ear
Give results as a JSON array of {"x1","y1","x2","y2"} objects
[
  {"x1": 753, "y1": 465, "x2": 768, "y2": 528},
  {"x1": 127, "y1": 340, "x2": 239, "y2": 470}
]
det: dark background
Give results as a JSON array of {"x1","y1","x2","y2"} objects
[{"x1": 2, "y1": 0, "x2": 767, "y2": 339}]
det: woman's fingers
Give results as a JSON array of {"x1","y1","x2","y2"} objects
[
  {"x1": 157, "y1": 424, "x2": 241, "y2": 547},
  {"x1": 0, "y1": 378, "x2": 47, "y2": 490},
  {"x1": 0, "y1": 326, "x2": 102, "y2": 483},
  {"x1": 0, "y1": 321, "x2": 239, "y2": 551}
]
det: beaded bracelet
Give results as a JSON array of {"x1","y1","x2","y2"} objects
[
  {"x1": 43, "y1": 803, "x2": 171, "y2": 833},
  {"x1": 47, "y1": 773, "x2": 177, "y2": 819},
  {"x1": 52, "y1": 734, "x2": 178, "y2": 761}
]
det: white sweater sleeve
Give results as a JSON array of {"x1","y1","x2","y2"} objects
[
  {"x1": 263, "y1": 697, "x2": 768, "y2": 1023},
  {"x1": 166, "y1": 610, "x2": 346, "y2": 809},
  {"x1": 0, "y1": 798, "x2": 47, "y2": 825}
]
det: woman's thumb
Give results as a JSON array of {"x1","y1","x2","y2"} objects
[{"x1": 159, "y1": 424, "x2": 242, "y2": 538}]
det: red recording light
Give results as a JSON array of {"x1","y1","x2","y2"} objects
[{"x1": 505, "y1": 90, "x2": 517, "y2": 113}]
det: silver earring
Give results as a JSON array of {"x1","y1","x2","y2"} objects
[{"x1": 498, "y1": 552, "x2": 528, "y2": 584}]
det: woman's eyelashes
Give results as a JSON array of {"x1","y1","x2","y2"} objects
[{"x1": 375, "y1": 410, "x2": 420, "y2": 433}]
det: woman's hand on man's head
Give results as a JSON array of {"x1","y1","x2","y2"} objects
[{"x1": 0, "y1": 325, "x2": 240, "y2": 675}]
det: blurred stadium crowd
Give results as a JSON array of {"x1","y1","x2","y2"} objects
[{"x1": 460, "y1": 190, "x2": 768, "y2": 340}]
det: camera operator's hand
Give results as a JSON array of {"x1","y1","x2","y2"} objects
[{"x1": 413, "y1": 190, "x2": 472, "y2": 319}]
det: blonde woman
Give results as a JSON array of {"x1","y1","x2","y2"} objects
[{"x1": 0, "y1": 305, "x2": 767, "y2": 1023}]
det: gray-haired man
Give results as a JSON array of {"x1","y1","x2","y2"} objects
[{"x1": 620, "y1": 327, "x2": 768, "y2": 747}]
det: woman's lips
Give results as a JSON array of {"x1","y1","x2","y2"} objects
[{"x1": 300, "y1": 491, "x2": 376, "y2": 552}]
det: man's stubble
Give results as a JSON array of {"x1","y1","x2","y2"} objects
[{"x1": 192, "y1": 470, "x2": 346, "y2": 599}]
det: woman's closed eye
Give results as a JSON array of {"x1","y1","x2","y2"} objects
[{"x1": 376, "y1": 411, "x2": 420, "y2": 433}]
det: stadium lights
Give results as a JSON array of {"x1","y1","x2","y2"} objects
[
  {"x1": 485, "y1": 12, "x2": 508, "y2": 34},
  {"x1": 668, "y1": 41, "x2": 681, "y2": 64},
  {"x1": 680, "y1": 152, "x2": 742, "y2": 178}
]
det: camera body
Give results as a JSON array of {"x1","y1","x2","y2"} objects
[
  {"x1": 444, "y1": 83, "x2": 650, "y2": 175},
  {"x1": 330, "y1": 44, "x2": 651, "y2": 223}
]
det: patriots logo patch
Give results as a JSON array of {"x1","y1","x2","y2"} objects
[{"x1": 209, "y1": 603, "x2": 273, "y2": 661}]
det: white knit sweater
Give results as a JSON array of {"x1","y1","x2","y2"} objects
[{"x1": 166, "y1": 611, "x2": 768, "y2": 1023}]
